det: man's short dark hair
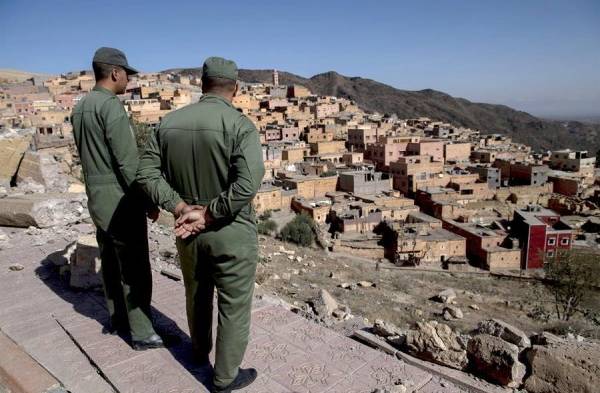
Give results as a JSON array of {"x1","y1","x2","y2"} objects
[
  {"x1": 201, "y1": 76, "x2": 236, "y2": 94},
  {"x1": 92, "y1": 62, "x2": 118, "y2": 81}
]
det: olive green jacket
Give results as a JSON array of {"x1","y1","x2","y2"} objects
[
  {"x1": 136, "y1": 94, "x2": 265, "y2": 223},
  {"x1": 71, "y1": 86, "x2": 141, "y2": 231}
]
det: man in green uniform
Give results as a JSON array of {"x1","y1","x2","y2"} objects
[
  {"x1": 71, "y1": 47, "x2": 164, "y2": 350},
  {"x1": 136, "y1": 57, "x2": 265, "y2": 393}
]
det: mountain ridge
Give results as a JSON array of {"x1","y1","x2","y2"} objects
[{"x1": 165, "y1": 67, "x2": 600, "y2": 153}]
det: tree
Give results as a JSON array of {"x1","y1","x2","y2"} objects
[
  {"x1": 279, "y1": 213, "x2": 316, "y2": 247},
  {"x1": 544, "y1": 250, "x2": 600, "y2": 321}
]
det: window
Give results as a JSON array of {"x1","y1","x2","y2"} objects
[
  {"x1": 547, "y1": 250, "x2": 554, "y2": 257},
  {"x1": 547, "y1": 238, "x2": 556, "y2": 246},
  {"x1": 561, "y1": 238, "x2": 570, "y2": 246}
]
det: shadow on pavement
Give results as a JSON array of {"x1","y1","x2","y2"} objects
[{"x1": 35, "y1": 253, "x2": 213, "y2": 390}]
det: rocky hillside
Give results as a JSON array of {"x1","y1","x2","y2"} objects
[{"x1": 169, "y1": 67, "x2": 600, "y2": 153}]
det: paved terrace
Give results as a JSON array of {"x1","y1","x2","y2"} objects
[{"x1": 0, "y1": 228, "x2": 466, "y2": 393}]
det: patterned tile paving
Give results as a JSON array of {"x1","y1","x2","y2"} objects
[{"x1": 0, "y1": 230, "x2": 462, "y2": 393}]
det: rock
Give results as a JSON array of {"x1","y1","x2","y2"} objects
[
  {"x1": 8, "y1": 263, "x2": 24, "y2": 271},
  {"x1": 287, "y1": 255, "x2": 295, "y2": 260},
  {"x1": 442, "y1": 310, "x2": 453, "y2": 321},
  {"x1": 469, "y1": 304, "x2": 480, "y2": 310},
  {"x1": 373, "y1": 319, "x2": 403, "y2": 337},
  {"x1": 0, "y1": 193, "x2": 88, "y2": 228},
  {"x1": 477, "y1": 319, "x2": 531, "y2": 348},
  {"x1": 16, "y1": 151, "x2": 71, "y2": 193},
  {"x1": 403, "y1": 320, "x2": 468, "y2": 370},
  {"x1": 67, "y1": 183, "x2": 86, "y2": 193},
  {"x1": 332, "y1": 308, "x2": 346, "y2": 319},
  {"x1": 530, "y1": 332, "x2": 562, "y2": 346},
  {"x1": 160, "y1": 267, "x2": 182, "y2": 281},
  {"x1": 431, "y1": 288, "x2": 456, "y2": 304},
  {"x1": 467, "y1": 334, "x2": 526, "y2": 388},
  {"x1": 443, "y1": 306, "x2": 463, "y2": 319},
  {"x1": 310, "y1": 289, "x2": 338, "y2": 317},
  {"x1": 47, "y1": 242, "x2": 77, "y2": 267},
  {"x1": 281, "y1": 272, "x2": 291, "y2": 280},
  {"x1": 0, "y1": 137, "x2": 30, "y2": 186},
  {"x1": 295, "y1": 256, "x2": 302, "y2": 262},
  {"x1": 523, "y1": 339, "x2": 600, "y2": 393},
  {"x1": 69, "y1": 235, "x2": 102, "y2": 289},
  {"x1": 279, "y1": 246, "x2": 295, "y2": 255},
  {"x1": 338, "y1": 282, "x2": 351, "y2": 289},
  {"x1": 387, "y1": 335, "x2": 407, "y2": 348},
  {"x1": 358, "y1": 280, "x2": 375, "y2": 288}
]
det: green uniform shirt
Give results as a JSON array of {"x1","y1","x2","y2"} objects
[
  {"x1": 71, "y1": 86, "x2": 140, "y2": 231},
  {"x1": 136, "y1": 94, "x2": 265, "y2": 222}
]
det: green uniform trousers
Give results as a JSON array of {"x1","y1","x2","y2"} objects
[
  {"x1": 176, "y1": 215, "x2": 258, "y2": 388},
  {"x1": 95, "y1": 206, "x2": 156, "y2": 342}
]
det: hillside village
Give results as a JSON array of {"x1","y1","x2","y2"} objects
[
  {"x1": 2, "y1": 69, "x2": 599, "y2": 270},
  {"x1": 1, "y1": 69, "x2": 600, "y2": 392}
]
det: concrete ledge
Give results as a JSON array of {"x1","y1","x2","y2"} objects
[{"x1": 0, "y1": 330, "x2": 66, "y2": 393}]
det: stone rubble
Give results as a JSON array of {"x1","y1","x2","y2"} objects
[
  {"x1": 403, "y1": 320, "x2": 468, "y2": 370},
  {"x1": 431, "y1": 288, "x2": 457, "y2": 304},
  {"x1": 477, "y1": 318, "x2": 531, "y2": 349},
  {"x1": 467, "y1": 333, "x2": 526, "y2": 388}
]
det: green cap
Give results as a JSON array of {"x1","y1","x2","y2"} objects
[
  {"x1": 202, "y1": 57, "x2": 238, "y2": 81},
  {"x1": 93, "y1": 47, "x2": 139, "y2": 75}
]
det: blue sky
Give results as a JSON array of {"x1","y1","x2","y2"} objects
[{"x1": 1, "y1": 0, "x2": 599, "y2": 118}]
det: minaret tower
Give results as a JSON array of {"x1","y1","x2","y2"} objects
[{"x1": 272, "y1": 69, "x2": 279, "y2": 86}]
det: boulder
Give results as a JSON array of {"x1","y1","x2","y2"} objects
[
  {"x1": 69, "y1": 235, "x2": 102, "y2": 289},
  {"x1": 431, "y1": 288, "x2": 456, "y2": 304},
  {"x1": 443, "y1": 306, "x2": 463, "y2": 319},
  {"x1": 467, "y1": 334, "x2": 526, "y2": 388},
  {"x1": 310, "y1": 289, "x2": 338, "y2": 317},
  {"x1": 530, "y1": 331, "x2": 562, "y2": 346},
  {"x1": 523, "y1": 339, "x2": 600, "y2": 393},
  {"x1": 403, "y1": 320, "x2": 468, "y2": 370},
  {"x1": 357, "y1": 280, "x2": 376, "y2": 288},
  {"x1": 372, "y1": 319, "x2": 403, "y2": 337},
  {"x1": 477, "y1": 319, "x2": 530, "y2": 348},
  {"x1": 15, "y1": 150, "x2": 72, "y2": 192},
  {"x1": 0, "y1": 137, "x2": 30, "y2": 187},
  {"x1": 0, "y1": 193, "x2": 88, "y2": 228}
]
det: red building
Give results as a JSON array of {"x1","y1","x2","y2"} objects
[{"x1": 512, "y1": 205, "x2": 572, "y2": 269}]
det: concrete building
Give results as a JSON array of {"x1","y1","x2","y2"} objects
[
  {"x1": 467, "y1": 166, "x2": 501, "y2": 189},
  {"x1": 338, "y1": 170, "x2": 392, "y2": 195},
  {"x1": 443, "y1": 220, "x2": 521, "y2": 270},
  {"x1": 512, "y1": 205, "x2": 573, "y2": 269},
  {"x1": 389, "y1": 155, "x2": 444, "y2": 196}
]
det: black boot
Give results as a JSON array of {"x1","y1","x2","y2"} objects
[
  {"x1": 212, "y1": 368, "x2": 257, "y2": 393},
  {"x1": 132, "y1": 334, "x2": 165, "y2": 351}
]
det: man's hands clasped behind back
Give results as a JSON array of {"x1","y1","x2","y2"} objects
[{"x1": 173, "y1": 203, "x2": 214, "y2": 239}]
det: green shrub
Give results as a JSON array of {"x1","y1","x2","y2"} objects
[
  {"x1": 131, "y1": 120, "x2": 153, "y2": 154},
  {"x1": 279, "y1": 213, "x2": 315, "y2": 247},
  {"x1": 258, "y1": 210, "x2": 272, "y2": 221},
  {"x1": 257, "y1": 219, "x2": 277, "y2": 235}
]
